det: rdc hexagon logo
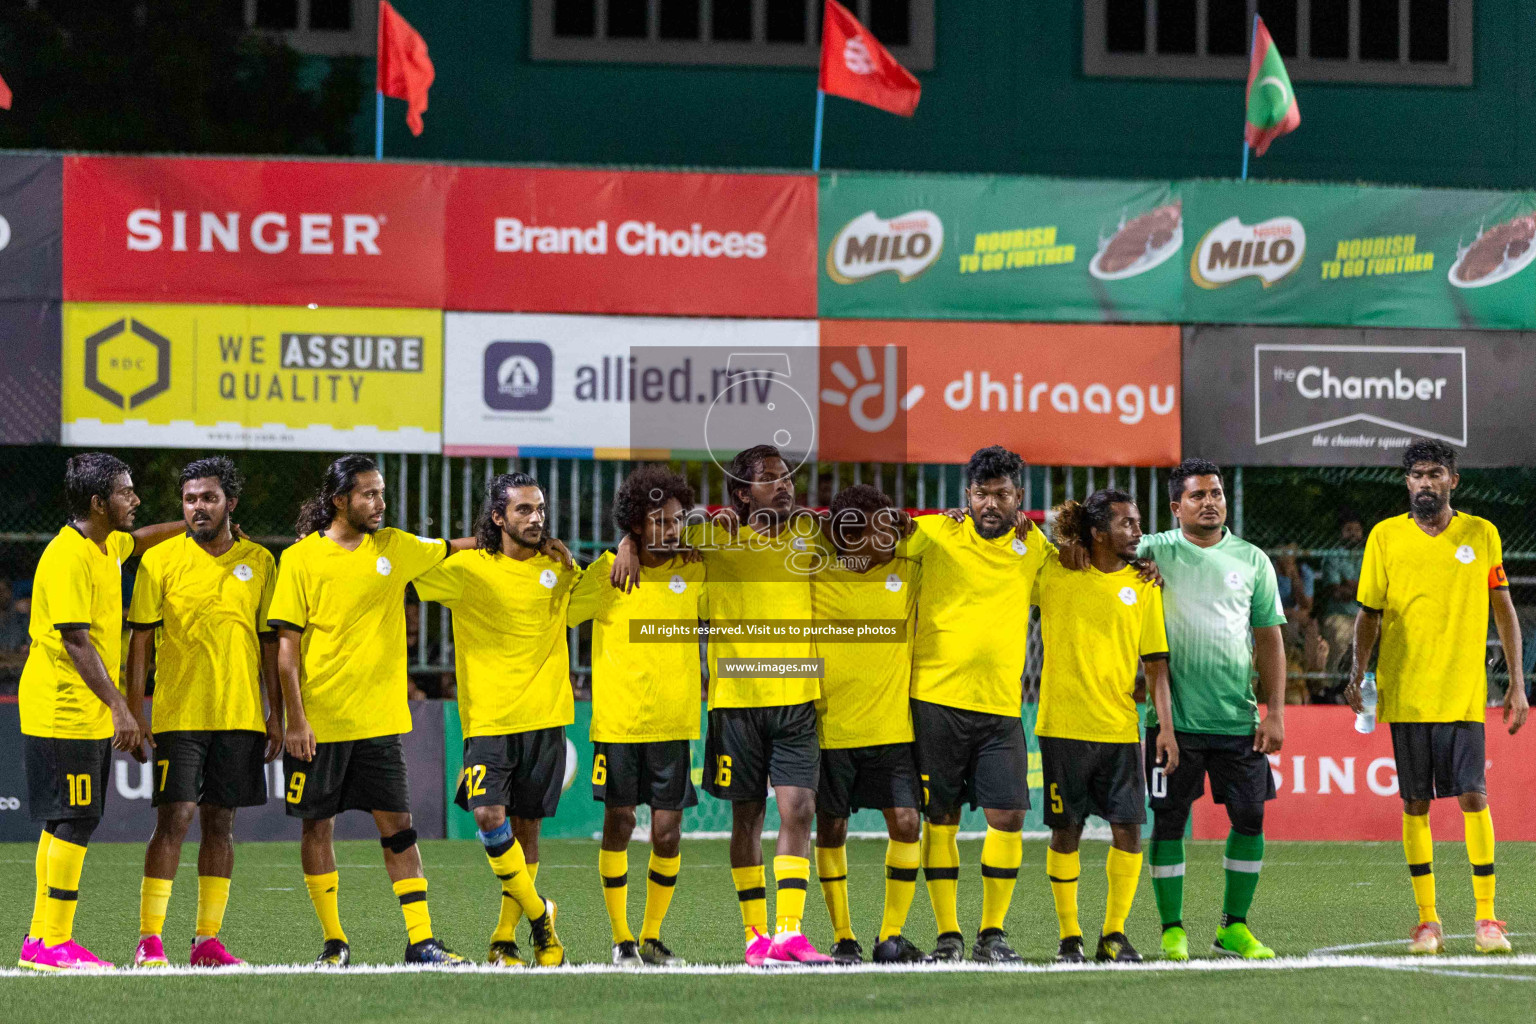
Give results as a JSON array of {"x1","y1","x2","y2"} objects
[{"x1": 84, "y1": 318, "x2": 171, "y2": 410}]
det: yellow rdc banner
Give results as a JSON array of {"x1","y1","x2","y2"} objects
[{"x1": 62, "y1": 303, "x2": 443, "y2": 452}]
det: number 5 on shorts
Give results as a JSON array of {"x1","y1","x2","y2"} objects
[
  {"x1": 715, "y1": 754, "x2": 732, "y2": 788},
  {"x1": 1049, "y1": 782, "x2": 1063, "y2": 815}
]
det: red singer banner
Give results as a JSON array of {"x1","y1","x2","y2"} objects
[
  {"x1": 64, "y1": 156, "x2": 451, "y2": 308},
  {"x1": 816, "y1": 320, "x2": 1181, "y2": 465},
  {"x1": 445, "y1": 167, "x2": 817, "y2": 318},
  {"x1": 1192, "y1": 707, "x2": 1535, "y2": 841}
]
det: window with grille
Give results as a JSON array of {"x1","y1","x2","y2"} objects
[
  {"x1": 1083, "y1": 0, "x2": 1472, "y2": 85},
  {"x1": 247, "y1": 0, "x2": 374, "y2": 57},
  {"x1": 531, "y1": 0, "x2": 934, "y2": 69}
]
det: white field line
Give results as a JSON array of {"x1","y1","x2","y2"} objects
[{"x1": 5, "y1": 954, "x2": 1536, "y2": 981}]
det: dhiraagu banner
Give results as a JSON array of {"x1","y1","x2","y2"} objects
[
  {"x1": 446, "y1": 701, "x2": 1055, "y2": 840},
  {"x1": 1183, "y1": 180, "x2": 1536, "y2": 330},
  {"x1": 60, "y1": 302, "x2": 442, "y2": 452},
  {"x1": 818, "y1": 172, "x2": 1183, "y2": 323}
]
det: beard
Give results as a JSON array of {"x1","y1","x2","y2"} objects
[
  {"x1": 345, "y1": 509, "x2": 380, "y2": 535},
  {"x1": 971, "y1": 510, "x2": 1011, "y2": 540},
  {"x1": 189, "y1": 514, "x2": 226, "y2": 544},
  {"x1": 1411, "y1": 490, "x2": 1447, "y2": 517},
  {"x1": 505, "y1": 525, "x2": 543, "y2": 550}
]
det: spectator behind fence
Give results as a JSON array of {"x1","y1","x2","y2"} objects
[
  {"x1": 1316, "y1": 511, "x2": 1365, "y2": 690},
  {"x1": 1273, "y1": 544, "x2": 1329, "y2": 704}
]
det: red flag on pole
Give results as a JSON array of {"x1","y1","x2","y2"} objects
[
  {"x1": 377, "y1": 1, "x2": 434, "y2": 136},
  {"x1": 0, "y1": 72, "x2": 13, "y2": 111},
  {"x1": 818, "y1": 0, "x2": 920, "y2": 117}
]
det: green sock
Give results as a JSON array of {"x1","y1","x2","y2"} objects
[
  {"x1": 1149, "y1": 838, "x2": 1185, "y2": 928},
  {"x1": 1223, "y1": 831, "x2": 1265, "y2": 923}
]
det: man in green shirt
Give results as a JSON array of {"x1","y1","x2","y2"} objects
[{"x1": 1068, "y1": 458, "x2": 1286, "y2": 960}]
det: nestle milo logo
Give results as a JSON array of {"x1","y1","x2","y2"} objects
[
  {"x1": 826, "y1": 210, "x2": 944, "y2": 284},
  {"x1": 1191, "y1": 215, "x2": 1305, "y2": 289}
]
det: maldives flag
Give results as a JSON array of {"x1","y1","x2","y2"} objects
[
  {"x1": 378, "y1": 1, "x2": 434, "y2": 136},
  {"x1": 1245, "y1": 16, "x2": 1299, "y2": 156},
  {"x1": 819, "y1": 0, "x2": 920, "y2": 117}
]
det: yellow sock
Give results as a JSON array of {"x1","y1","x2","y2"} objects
[
  {"x1": 1103, "y1": 847, "x2": 1143, "y2": 936},
  {"x1": 28, "y1": 830, "x2": 52, "y2": 940},
  {"x1": 879, "y1": 839, "x2": 921, "y2": 942},
  {"x1": 922, "y1": 822, "x2": 961, "y2": 936},
  {"x1": 1465, "y1": 808, "x2": 1496, "y2": 921},
  {"x1": 393, "y1": 877, "x2": 433, "y2": 944},
  {"x1": 139, "y1": 876, "x2": 174, "y2": 937},
  {"x1": 303, "y1": 871, "x2": 347, "y2": 943},
  {"x1": 1046, "y1": 848, "x2": 1081, "y2": 940},
  {"x1": 979, "y1": 827, "x2": 1023, "y2": 933},
  {"x1": 489, "y1": 839, "x2": 544, "y2": 942},
  {"x1": 599, "y1": 848, "x2": 633, "y2": 944},
  {"x1": 42, "y1": 837, "x2": 87, "y2": 946},
  {"x1": 1403, "y1": 813, "x2": 1437, "y2": 924},
  {"x1": 195, "y1": 876, "x2": 230, "y2": 938},
  {"x1": 640, "y1": 851, "x2": 680, "y2": 942},
  {"x1": 774, "y1": 855, "x2": 810, "y2": 934},
  {"x1": 732, "y1": 865, "x2": 768, "y2": 942},
  {"x1": 816, "y1": 845, "x2": 853, "y2": 941}
]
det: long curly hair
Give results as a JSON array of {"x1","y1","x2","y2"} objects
[
  {"x1": 475, "y1": 472, "x2": 542, "y2": 553},
  {"x1": 613, "y1": 464, "x2": 695, "y2": 536},
  {"x1": 296, "y1": 454, "x2": 377, "y2": 538},
  {"x1": 1052, "y1": 488, "x2": 1134, "y2": 549}
]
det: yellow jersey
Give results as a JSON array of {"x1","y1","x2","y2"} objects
[
  {"x1": 266, "y1": 527, "x2": 446, "y2": 742},
  {"x1": 906, "y1": 515, "x2": 1055, "y2": 717},
  {"x1": 811, "y1": 554, "x2": 917, "y2": 748},
  {"x1": 414, "y1": 548, "x2": 579, "y2": 738},
  {"x1": 684, "y1": 520, "x2": 828, "y2": 710},
  {"x1": 19, "y1": 526, "x2": 135, "y2": 739},
  {"x1": 1357, "y1": 512, "x2": 1505, "y2": 724},
  {"x1": 567, "y1": 551, "x2": 704, "y2": 743},
  {"x1": 127, "y1": 534, "x2": 276, "y2": 733},
  {"x1": 1032, "y1": 558, "x2": 1168, "y2": 744}
]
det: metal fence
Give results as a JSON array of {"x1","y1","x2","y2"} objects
[{"x1": 0, "y1": 448, "x2": 1529, "y2": 702}]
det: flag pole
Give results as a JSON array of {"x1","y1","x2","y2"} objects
[
  {"x1": 375, "y1": 89, "x2": 384, "y2": 160},
  {"x1": 812, "y1": 89, "x2": 826, "y2": 171},
  {"x1": 1241, "y1": 13, "x2": 1256, "y2": 181}
]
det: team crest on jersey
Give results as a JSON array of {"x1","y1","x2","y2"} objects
[
  {"x1": 1455, "y1": 544, "x2": 1476, "y2": 564},
  {"x1": 885, "y1": 573, "x2": 903, "y2": 592},
  {"x1": 1011, "y1": 536, "x2": 1027, "y2": 555},
  {"x1": 539, "y1": 568, "x2": 558, "y2": 589},
  {"x1": 668, "y1": 574, "x2": 687, "y2": 594},
  {"x1": 1118, "y1": 586, "x2": 1138, "y2": 606},
  {"x1": 1224, "y1": 570, "x2": 1244, "y2": 590},
  {"x1": 791, "y1": 537, "x2": 808, "y2": 551},
  {"x1": 232, "y1": 563, "x2": 254, "y2": 582},
  {"x1": 375, "y1": 556, "x2": 392, "y2": 576}
]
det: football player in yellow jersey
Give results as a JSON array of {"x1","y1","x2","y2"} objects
[
  {"x1": 903, "y1": 446, "x2": 1053, "y2": 963},
  {"x1": 566, "y1": 465, "x2": 703, "y2": 967},
  {"x1": 1033, "y1": 489, "x2": 1175, "y2": 965},
  {"x1": 810, "y1": 485, "x2": 929, "y2": 966},
  {"x1": 413, "y1": 472, "x2": 572, "y2": 968},
  {"x1": 18, "y1": 453, "x2": 186, "y2": 972},
  {"x1": 125, "y1": 458, "x2": 279, "y2": 969},
  {"x1": 1345, "y1": 439, "x2": 1527, "y2": 955},
  {"x1": 268, "y1": 455, "x2": 473, "y2": 968},
  {"x1": 611, "y1": 444, "x2": 834, "y2": 965}
]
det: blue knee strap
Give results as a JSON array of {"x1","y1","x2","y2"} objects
[{"x1": 477, "y1": 821, "x2": 512, "y2": 849}]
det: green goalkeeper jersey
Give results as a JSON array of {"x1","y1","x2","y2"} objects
[{"x1": 1139, "y1": 527, "x2": 1286, "y2": 735}]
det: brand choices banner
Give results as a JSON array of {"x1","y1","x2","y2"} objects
[
  {"x1": 61, "y1": 303, "x2": 443, "y2": 452},
  {"x1": 819, "y1": 172, "x2": 1183, "y2": 323},
  {"x1": 1182, "y1": 325, "x2": 1536, "y2": 467},
  {"x1": 447, "y1": 168, "x2": 816, "y2": 318},
  {"x1": 1192, "y1": 707, "x2": 1536, "y2": 841}
]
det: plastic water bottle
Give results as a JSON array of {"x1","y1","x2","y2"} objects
[{"x1": 1354, "y1": 671, "x2": 1377, "y2": 734}]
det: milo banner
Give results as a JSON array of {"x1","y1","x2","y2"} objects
[
  {"x1": 818, "y1": 172, "x2": 1183, "y2": 323},
  {"x1": 1182, "y1": 325, "x2": 1536, "y2": 467},
  {"x1": 1182, "y1": 180, "x2": 1536, "y2": 330}
]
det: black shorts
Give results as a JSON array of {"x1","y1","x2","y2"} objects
[
  {"x1": 24, "y1": 735, "x2": 111, "y2": 822},
  {"x1": 818, "y1": 743, "x2": 921, "y2": 819},
  {"x1": 456, "y1": 728, "x2": 568, "y2": 819},
  {"x1": 1038, "y1": 736, "x2": 1146, "y2": 828},
  {"x1": 284, "y1": 736, "x2": 410, "y2": 819},
  {"x1": 1390, "y1": 721, "x2": 1487, "y2": 802},
  {"x1": 1145, "y1": 731, "x2": 1276, "y2": 813},
  {"x1": 703, "y1": 702, "x2": 819, "y2": 801},
  {"x1": 152, "y1": 730, "x2": 268, "y2": 809},
  {"x1": 911, "y1": 699, "x2": 1029, "y2": 818},
  {"x1": 592, "y1": 740, "x2": 698, "y2": 811}
]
